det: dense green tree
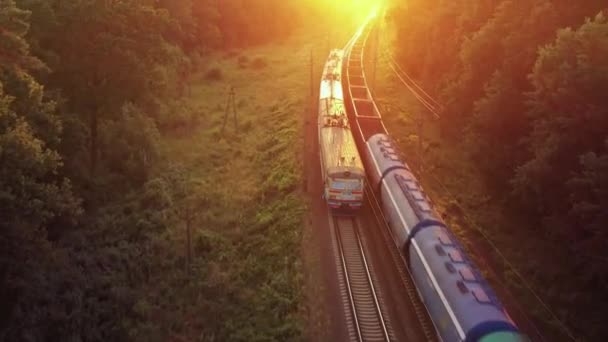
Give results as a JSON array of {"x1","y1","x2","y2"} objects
[
  {"x1": 513, "y1": 12, "x2": 608, "y2": 221},
  {"x1": 217, "y1": 0, "x2": 303, "y2": 47},
  {"x1": 463, "y1": 0, "x2": 560, "y2": 188},
  {"x1": 0, "y1": 0, "x2": 44, "y2": 71},
  {"x1": 0, "y1": 2, "x2": 84, "y2": 339},
  {"x1": 568, "y1": 144, "x2": 608, "y2": 261},
  {"x1": 191, "y1": 0, "x2": 221, "y2": 52},
  {"x1": 391, "y1": 1, "x2": 608, "y2": 339},
  {"x1": 0, "y1": 83, "x2": 80, "y2": 230},
  {"x1": 0, "y1": 0, "x2": 364, "y2": 340},
  {"x1": 16, "y1": 0, "x2": 183, "y2": 192},
  {"x1": 157, "y1": 0, "x2": 221, "y2": 53},
  {"x1": 0, "y1": 0, "x2": 80, "y2": 229}
]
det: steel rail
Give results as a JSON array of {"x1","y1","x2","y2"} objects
[{"x1": 334, "y1": 215, "x2": 391, "y2": 342}]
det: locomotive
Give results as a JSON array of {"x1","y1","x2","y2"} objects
[{"x1": 318, "y1": 49, "x2": 366, "y2": 210}]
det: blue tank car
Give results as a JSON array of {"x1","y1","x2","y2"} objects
[{"x1": 363, "y1": 133, "x2": 528, "y2": 342}]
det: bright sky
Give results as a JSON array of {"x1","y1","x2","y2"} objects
[
  {"x1": 335, "y1": 0, "x2": 380, "y2": 12},
  {"x1": 321, "y1": 0, "x2": 383, "y2": 24}
]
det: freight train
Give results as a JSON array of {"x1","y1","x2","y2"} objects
[
  {"x1": 341, "y1": 19, "x2": 529, "y2": 342},
  {"x1": 318, "y1": 49, "x2": 365, "y2": 210}
]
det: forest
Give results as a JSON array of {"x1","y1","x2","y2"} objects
[
  {"x1": 3, "y1": 0, "x2": 608, "y2": 340},
  {"x1": 390, "y1": 0, "x2": 607, "y2": 340},
  {"x1": 0, "y1": 0, "x2": 337, "y2": 340}
]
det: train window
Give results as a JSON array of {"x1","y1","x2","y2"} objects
[
  {"x1": 377, "y1": 138, "x2": 391, "y2": 147},
  {"x1": 417, "y1": 201, "x2": 432, "y2": 212},
  {"x1": 411, "y1": 191, "x2": 424, "y2": 201},
  {"x1": 437, "y1": 232, "x2": 453, "y2": 245},
  {"x1": 472, "y1": 288, "x2": 491, "y2": 304},
  {"x1": 395, "y1": 173, "x2": 409, "y2": 180},
  {"x1": 445, "y1": 262, "x2": 456, "y2": 273},
  {"x1": 405, "y1": 181, "x2": 417, "y2": 190},
  {"x1": 383, "y1": 152, "x2": 395, "y2": 160},
  {"x1": 448, "y1": 250, "x2": 464, "y2": 263},
  {"x1": 456, "y1": 280, "x2": 469, "y2": 294},
  {"x1": 395, "y1": 174, "x2": 414, "y2": 191},
  {"x1": 425, "y1": 194, "x2": 433, "y2": 205},
  {"x1": 380, "y1": 147, "x2": 396, "y2": 154},
  {"x1": 435, "y1": 244, "x2": 446, "y2": 256},
  {"x1": 459, "y1": 267, "x2": 476, "y2": 282}
]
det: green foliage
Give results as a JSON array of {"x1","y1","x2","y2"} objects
[
  {"x1": 391, "y1": 1, "x2": 608, "y2": 339},
  {"x1": 251, "y1": 56, "x2": 269, "y2": 70},
  {"x1": 237, "y1": 54, "x2": 250, "y2": 66},
  {"x1": 0, "y1": 0, "x2": 350, "y2": 339},
  {"x1": 204, "y1": 66, "x2": 224, "y2": 81},
  {"x1": 99, "y1": 103, "x2": 161, "y2": 187},
  {"x1": 513, "y1": 12, "x2": 608, "y2": 222},
  {"x1": 216, "y1": 0, "x2": 299, "y2": 48},
  {"x1": 0, "y1": 4, "x2": 83, "y2": 338},
  {"x1": 0, "y1": 0, "x2": 45, "y2": 71}
]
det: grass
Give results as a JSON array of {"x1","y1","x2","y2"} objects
[
  {"x1": 250, "y1": 56, "x2": 268, "y2": 70},
  {"x1": 204, "y1": 66, "x2": 224, "y2": 81},
  {"x1": 128, "y1": 28, "x2": 342, "y2": 341}
]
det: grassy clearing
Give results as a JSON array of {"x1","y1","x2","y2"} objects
[{"x1": 127, "y1": 30, "x2": 334, "y2": 341}]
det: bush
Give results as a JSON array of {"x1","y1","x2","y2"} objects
[
  {"x1": 250, "y1": 57, "x2": 267, "y2": 70},
  {"x1": 224, "y1": 50, "x2": 241, "y2": 59},
  {"x1": 237, "y1": 55, "x2": 249, "y2": 68},
  {"x1": 205, "y1": 67, "x2": 223, "y2": 81}
]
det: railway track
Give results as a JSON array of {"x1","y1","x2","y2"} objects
[
  {"x1": 340, "y1": 13, "x2": 438, "y2": 342},
  {"x1": 364, "y1": 185, "x2": 438, "y2": 342},
  {"x1": 333, "y1": 215, "x2": 391, "y2": 342}
]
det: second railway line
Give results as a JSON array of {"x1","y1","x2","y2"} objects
[{"x1": 333, "y1": 215, "x2": 392, "y2": 342}]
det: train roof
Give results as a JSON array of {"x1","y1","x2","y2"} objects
[
  {"x1": 318, "y1": 50, "x2": 363, "y2": 178},
  {"x1": 366, "y1": 133, "x2": 520, "y2": 340},
  {"x1": 319, "y1": 123, "x2": 364, "y2": 177},
  {"x1": 319, "y1": 96, "x2": 346, "y2": 117},
  {"x1": 322, "y1": 50, "x2": 344, "y2": 82},
  {"x1": 320, "y1": 78, "x2": 344, "y2": 101}
]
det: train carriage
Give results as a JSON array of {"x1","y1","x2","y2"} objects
[
  {"x1": 364, "y1": 133, "x2": 526, "y2": 342},
  {"x1": 318, "y1": 50, "x2": 365, "y2": 210},
  {"x1": 340, "y1": 16, "x2": 528, "y2": 341}
]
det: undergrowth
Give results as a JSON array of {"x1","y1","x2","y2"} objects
[{"x1": 121, "y1": 31, "x2": 314, "y2": 341}]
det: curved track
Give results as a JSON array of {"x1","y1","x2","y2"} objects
[{"x1": 341, "y1": 14, "x2": 438, "y2": 342}]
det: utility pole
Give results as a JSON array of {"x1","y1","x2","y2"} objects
[
  {"x1": 177, "y1": 200, "x2": 196, "y2": 277},
  {"x1": 221, "y1": 86, "x2": 237, "y2": 134},
  {"x1": 178, "y1": 188, "x2": 207, "y2": 278},
  {"x1": 185, "y1": 209, "x2": 192, "y2": 276}
]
